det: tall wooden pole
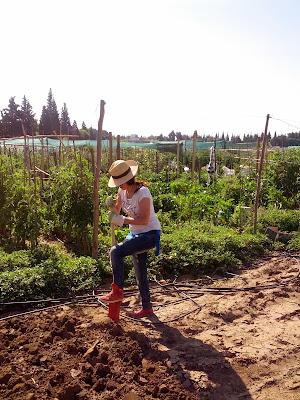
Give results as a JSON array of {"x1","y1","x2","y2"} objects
[
  {"x1": 256, "y1": 137, "x2": 260, "y2": 172},
  {"x1": 116, "y1": 135, "x2": 121, "y2": 159},
  {"x1": 183, "y1": 140, "x2": 186, "y2": 167},
  {"x1": 92, "y1": 100, "x2": 105, "y2": 259},
  {"x1": 253, "y1": 114, "x2": 270, "y2": 234},
  {"x1": 90, "y1": 147, "x2": 95, "y2": 174},
  {"x1": 31, "y1": 132, "x2": 38, "y2": 248},
  {"x1": 109, "y1": 132, "x2": 113, "y2": 166},
  {"x1": 191, "y1": 131, "x2": 197, "y2": 182},
  {"x1": 176, "y1": 139, "x2": 180, "y2": 179},
  {"x1": 213, "y1": 137, "x2": 217, "y2": 174}
]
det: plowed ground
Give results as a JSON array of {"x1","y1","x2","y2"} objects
[{"x1": 0, "y1": 253, "x2": 299, "y2": 400}]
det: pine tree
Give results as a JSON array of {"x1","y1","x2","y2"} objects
[
  {"x1": 0, "y1": 97, "x2": 23, "y2": 138},
  {"x1": 21, "y1": 96, "x2": 36, "y2": 135},
  {"x1": 49, "y1": 92, "x2": 60, "y2": 135},
  {"x1": 39, "y1": 106, "x2": 51, "y2": 135},
  {"x1": 72, "y1": 120, "x2": 79, "y2": 136},
  {"x1": 40, "y1": 88, "x2": 60, "y2": 135},
  {"x1": 60, "y1": 103, "x2": 71, "y2": 135}
]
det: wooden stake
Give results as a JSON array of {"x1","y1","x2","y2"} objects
[
  {"x1": 22, "y1": 122, "x2": 31, "y2": 188},
  {"x1": 92, "y1": 100, "x2": 105, "y2": 259},
  {"x1": 9, "y1": 149, "x2": 14, "y2": 176},
  {"x1": 109, "y1": 132, "x2": 113, "y2": 166},
  {"x1": 253, "y1": 114, "x2": 270, "y2": 234},
  {"x1": 213, "y1": 137, "x2": 217, "y2": 174},
  {"x1": 191, "y1": 131, "x2": 197, "y2": 182},
  {"x1": 116, "y1": 135, "x2": 120, "y2": 159},
  {"x1": 31, "y1": 133, "x2": 38, "y2": 248},
  {"x1": 40, "y1": 137, "x2": 45, "y2": 186},
  {"x1": 90, "y1": 147, "x2": 95, "y2": 175},
  {"x1": 256, "y1": 138, "x2": 260, "y2": 172},
  {"x1": 176, "y1": 139, "x2": 180, "y2": 178}
]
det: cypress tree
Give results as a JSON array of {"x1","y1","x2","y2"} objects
[
  {"x1": 39, "y1": 106, "x2": 51, "y2": 135},
  {"x1": 21, "y1": 95, "x2": 36, "y2": 135},
  {"x1": 40, "y1": 88, "x2": 60, "y2": 135},
  {"x1": 72, "y1": 120, "x2": 80, "y2": 136},
  {"x1": 60, "y1": 103, "x2": 71, "y2": 135}
]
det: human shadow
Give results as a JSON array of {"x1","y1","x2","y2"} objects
[{"x1": 127, "y1": 314, "x2": 253, "y2": 400}]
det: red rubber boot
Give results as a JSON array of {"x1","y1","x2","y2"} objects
[
  {"x1": 131, "y1": 308, "x2": 154, "y2": 318},
  {"x1": 99, "y1": 283, "x2": 124, "y2": 303}
]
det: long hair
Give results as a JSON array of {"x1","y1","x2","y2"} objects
[{"x1": 126, "y1": 177, "x2": 149, "y2": 187}]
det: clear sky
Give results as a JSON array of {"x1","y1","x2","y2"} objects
[{"x1": 1, "y1": 0, "x2": 300, "y2": 137}]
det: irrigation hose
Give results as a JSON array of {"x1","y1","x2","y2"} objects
[
  {"x1": 0, "y1": 294, "x2": 95, "y2": 307},
  {"x1": 97, "y1": 299, "x2": 202, "y2": 325},
  {"x1": 0, "y1": 254, "x2": 298, "y2": 323}
]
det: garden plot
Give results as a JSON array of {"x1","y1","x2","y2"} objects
[{"x1": 0, "y1": 254, "x2": 299, "y2": 400}]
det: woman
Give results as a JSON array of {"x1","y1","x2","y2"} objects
[{"x1": 100, "y1": 159, "x2": 161, "y2": 318}]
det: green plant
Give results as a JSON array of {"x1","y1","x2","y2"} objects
[{"x1": 146, "y1": 222, "x2": 272, "y2": 279}]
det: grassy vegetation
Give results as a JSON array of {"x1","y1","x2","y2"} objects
[{"x1": 0, "y1": 146, "x2": 300, "y2": 302}]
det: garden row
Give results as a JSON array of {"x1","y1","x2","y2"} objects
[{"x1": 0, "y1": 146, "x2": 300, "y2": 303}]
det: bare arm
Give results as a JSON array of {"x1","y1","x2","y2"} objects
[{"x1": 124, "y1": 197, "x2": 150, "y2": 226}]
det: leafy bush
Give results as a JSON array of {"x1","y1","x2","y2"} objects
[
  {"x1": 267, "y1": 148, "x2": 300, "y2": 207},
  {"x1": 145, "y1": 222, "x2": 272, "y2": 279},
  {"x1": 0, "y1": 250, "x2": 33, "y2": 272},
  {"x1": 286, "y1": 233, "x2": 300, "y2": 251},
  {"x1": 246, "y1": 208, "x2": 300, "y2": 234},
  {"x1": 0, "y1": 244, "x2": 111, "y2": 302}
]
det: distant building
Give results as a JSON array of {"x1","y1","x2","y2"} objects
[{"x1": 127, "y1": 134, "x2": 149, "y2": 143}]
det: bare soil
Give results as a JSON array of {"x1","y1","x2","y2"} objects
[{"x1": 0, "y1": 253, "x2": 299, "y2": 400}]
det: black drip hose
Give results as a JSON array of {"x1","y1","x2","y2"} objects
[{"x1": 0, "y1": 254, "x2": 299, "y2": 324}]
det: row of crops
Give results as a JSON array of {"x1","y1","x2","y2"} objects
[{"x1": 0, "y1": 144, "x2": 300, "y2": 302}]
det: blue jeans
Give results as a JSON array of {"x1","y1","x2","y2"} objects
[{"x1": 110, "y1": 231, "x2": 157, "y2": 310}]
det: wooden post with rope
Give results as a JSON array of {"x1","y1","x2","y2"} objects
[
  {"x1": 92, "y1": 100, "x2": 105, "y2": 259},
  {"x1": 253, "y1": 114, "x2": 270, "y2": 234}
]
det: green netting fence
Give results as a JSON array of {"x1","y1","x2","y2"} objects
[{"x1": 0, "y1": 137, "x2": 257, "y2": 154}]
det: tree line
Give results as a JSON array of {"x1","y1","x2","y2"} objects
[
  {"x1": 145, "y1": 130, "x2": 300, "y2": 147},
  {"x1": 0, "y1": 89, "x2": 101, "y2": 140},
  {"x1": 1, "y1": 89, "x2": 300, "y2": 147}
]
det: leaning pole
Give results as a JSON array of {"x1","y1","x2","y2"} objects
[
  {"x1": 92, "y1": 100, "x2": 106, "y2": 259},
  {"x1": 253, "y1": 114, "x2": 270, "y2": 234}
]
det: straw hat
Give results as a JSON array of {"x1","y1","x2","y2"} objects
[{"x1": 108, "y1": 160, "x2": 139, "y2": 187}]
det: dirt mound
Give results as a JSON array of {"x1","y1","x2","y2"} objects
[{"x1": 0, "y1": 253, "x2": 299, "y2": 399}]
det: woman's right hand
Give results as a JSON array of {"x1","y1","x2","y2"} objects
[{"x1": 108, "y1": 211, "x2": 125, "y2": 227}]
